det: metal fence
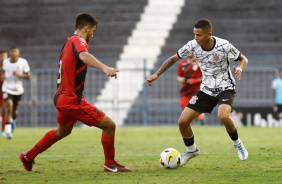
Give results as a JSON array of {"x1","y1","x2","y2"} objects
[{"x1": 18, "y1": 65, "x2": 279, "y2": 127}]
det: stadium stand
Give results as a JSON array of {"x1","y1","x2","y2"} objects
[
  {"x1": 124, "y1": 0, "x2": 282, "y2": 125},
  {"x1": 0, "y1": 0, "x2": 148, "y2": 65},
  {"x1": 0, "y1": 0, "x2": 281, "y2": 127}
]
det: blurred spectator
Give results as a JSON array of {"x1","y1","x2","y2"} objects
[{"x1": 272, "y1": 68, "x2": 282, "y2": 120}]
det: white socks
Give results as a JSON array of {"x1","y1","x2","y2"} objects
[
  {"x1": 5, "y1": 124, "x2": 12, "y2": 136},
  {"x1": 186, "y1": 143, "x2": 197, "y2": 152},
  {"x1": 232, "y1": 138, "x2": 241, "y2": 145}
]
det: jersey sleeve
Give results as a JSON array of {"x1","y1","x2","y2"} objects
[
  {"x1": 177, "y1": 41, "x2": 193, "y2": 59},
  {"x1": 72, "y1": 37, "x2": 88, "y2": 59},
  {"x1": 228, "y1": 43, "x2": 241, "y2": 61},
  {"x1": 23, "y1": 59, "x2": 30, "y2": 73}
]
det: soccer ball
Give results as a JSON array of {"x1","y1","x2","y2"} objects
[{"x1": 159, "y1": 148, "x2": 181, "y2": 169}]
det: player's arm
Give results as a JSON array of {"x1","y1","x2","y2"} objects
[
  {"x1": 0, "y1": 71, "x2": 5, "y2": 82},
  {"x1": 13, "y1": 71, "x2": 30, "y2": 79},
  {"x1": 186, "y1": 77, "x2": 202, "y2": 85},
  {"x1": 233, "y1": 54, "x2": 248, "y2": 80},
  {"x1": 79, "y1": 51, "x2": 119, "y2": 78},
  {"x1": 177, "y1": 76, "x2": 186, "y2": 84},
  {"x1": 145, "y1": 54, "x2": 180, "y2": 86}
]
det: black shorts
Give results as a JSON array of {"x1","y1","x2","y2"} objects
[
  {"x1": 3, "y1": 92, "x2": 22, "y2": 106},
  {"x1": 187, "y1": 90, "x2": 235, "y2": 113}
]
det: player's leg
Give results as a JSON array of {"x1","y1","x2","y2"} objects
[
  {"x1": 0, "y1": 97, "x2": 5, "y2": 136},
  {"x1": 19, "y1": 124, "x2": 73, "y2": 171},
  {"x1": 194, "y1": 113, "x2": 206, "y2": 125},
  {"x1": 11, "y1": 103, "x2": 18, "y2": 133},
  {"x1": 178, "y1": 107, "x2": 201, "y2": 166},
  {"x1": 217, "y1": 90, "x2": 248, "y2": 161},
  {"x1": 10, "y1": 94, "x2": 21, "y2": 133},
  {"x1": 3, "y1": 97, "x2": 13, "y2": 139},
  {"x1": 77, "y1": 100, "x2": 131, "y2": 172},
  {"x1": 180, "y1": 91, "x2": 216, "y2": 166},
  {"x1": 182, "y1": 96, "x2": 206, "y2": 125},
  {"x1": 95, "y1": 115, "x2": 131, "y2": 172}
]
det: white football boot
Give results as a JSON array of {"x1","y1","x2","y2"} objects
[
  {"x1": 180, "y1": 148, "x2": 200, "y2": 166},
  {"x1": 234, "y1": 142, "x2": 248, "y2": 160}
]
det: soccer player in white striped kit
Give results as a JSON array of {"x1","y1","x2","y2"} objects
[{"x1": 145, "y1": 19, "x2": 249, "y2": 166}]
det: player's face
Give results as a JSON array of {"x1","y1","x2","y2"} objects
[
  {"x1": 9, "y1": 48, "x2": 20, "y2": 62},
  {"x1": 186, "y1": 56, "x2": 195, "y2": 63},
  {"x1": 194, "y1": 28, "x2": 210, "y2": 46},
  {"x1": 86, "y1": 25, "x2": 97, "y2": 43}
]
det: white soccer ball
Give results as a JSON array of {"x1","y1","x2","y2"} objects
[{"x1": 159, "y1": 148, "x2": 181, "y2": 169}]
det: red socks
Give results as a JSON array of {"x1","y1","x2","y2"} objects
[
  {"x1": 26, "y1": 129, "x2": 60, "y2": 160},
  {"x1": 101, "y1": 133, "x2": 116, "y2": 166},
  {"x1": 26, "y1": 130, "x2": 116, "y2": 166}
]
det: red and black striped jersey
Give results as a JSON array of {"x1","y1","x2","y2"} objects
[
  {"x1": 54, "y1": 35, "x2": 88, "y2": 107},
  {"x1": 178, "y1": 60, "x2": 202, "y2": 98}
]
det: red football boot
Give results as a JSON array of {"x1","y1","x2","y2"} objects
[
  {"x1": 104, "y1": 162, "x2": 131, "y2": 172},
  {"x1": 19, "y1": 152, "x2": 34, "y2": 171}
]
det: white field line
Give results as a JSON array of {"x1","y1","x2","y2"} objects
[{"x1": 1, "y1": 152, "x2": 282, "y2": 158}]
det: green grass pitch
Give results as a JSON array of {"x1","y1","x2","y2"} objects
[{"x1": 0, "y1": 126, "x2": 281, "y2": 184}]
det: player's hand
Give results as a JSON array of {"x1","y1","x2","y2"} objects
[
  {"x1": 103, "y1": 67, "x2": 119, "y2": 79},
  {"x1": 13, "y1": 71, "x2": 21, "y2": 78},
  {"x1": 178, "y1": 77, "x2": 186, "y2": 84},
  {"x1": 144, "y1": 74, "x2": 158, "y2": 86},
  {"x1": 233, "y1": 65, "x2": 242, "y2": 80},
  {"x1": 186, "y1": 79, "x2": 193, "y2": 85}
]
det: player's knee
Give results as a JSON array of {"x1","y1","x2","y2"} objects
[
  {"x1": 54, "y1": 129, "x2": 72, "y2": 139},
  {"x1": 217, "y1": 113, "x2": 230, "y2": 124},
  {"x1": 107, "y1": 120, "x2": 116, "y2": 132},
  {"x1": 5, "y1": 100, "x2": 13, "y2": 109},
  {"x1": 12, "y1": 110, "x2": 18, "y2": 119},
  {"x1": 178, "y1": 118, "x2": 189, "y2": 130}
]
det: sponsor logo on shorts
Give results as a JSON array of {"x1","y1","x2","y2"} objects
[{"x1": 189, "y1": 95, "x2": 198, "y2": 105}]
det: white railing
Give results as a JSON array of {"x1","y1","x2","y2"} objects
[{"x1": 18, "y1": 64, "x2": 279, "y2": 127}]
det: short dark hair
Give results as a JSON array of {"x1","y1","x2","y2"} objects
[
  {"x1": 75, "y1": 14, "x2": 98, "y2": 30},
  {"x1": 0, "y1": 50, "x2": 7, "y2": 54},
  {"x1": 194, "y1": 19, "x2": 212, "y2": 33},
  {"x1": 10, "y1": 46, "x2": 19, "y2": 51}
]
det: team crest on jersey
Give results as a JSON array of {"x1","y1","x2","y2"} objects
[
  {"x1": 189, "y1": 95, "x2": 198, "y2": 105},
  {"x1": 212, "y1": 53, "x2": 220, "y2": 62}
]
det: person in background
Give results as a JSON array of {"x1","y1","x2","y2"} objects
[
  {"x1": 2, "y1": 47, "x2": 30, "y2": 139},
  {"x1": 0, "y1": 50, "x2": 7, "y2": 137},
  {"x1": 177, "y1": 55, "x2": 206, "y2": 125},
  {"x1": 272, "y1": 68, "x2": 282, "y2": 121}
]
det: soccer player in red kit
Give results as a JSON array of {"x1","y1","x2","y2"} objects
[
  {"x1": 177, "y1": 56, "x2": 206, "y2": 125},
  {"x1": 0, "y1": 51, "x2": 7, "y2": 136},
  {"x1": 19, "y1": 14, "x2": 131, "y2": 172}
]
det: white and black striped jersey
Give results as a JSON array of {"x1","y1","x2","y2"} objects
[{"x1": 177, "y1": 36, "x2": 241, "y2": 96}]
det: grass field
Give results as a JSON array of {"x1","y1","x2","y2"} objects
[{"x1": 0, "y1": 126, "x2": 281, "y2": 184}]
